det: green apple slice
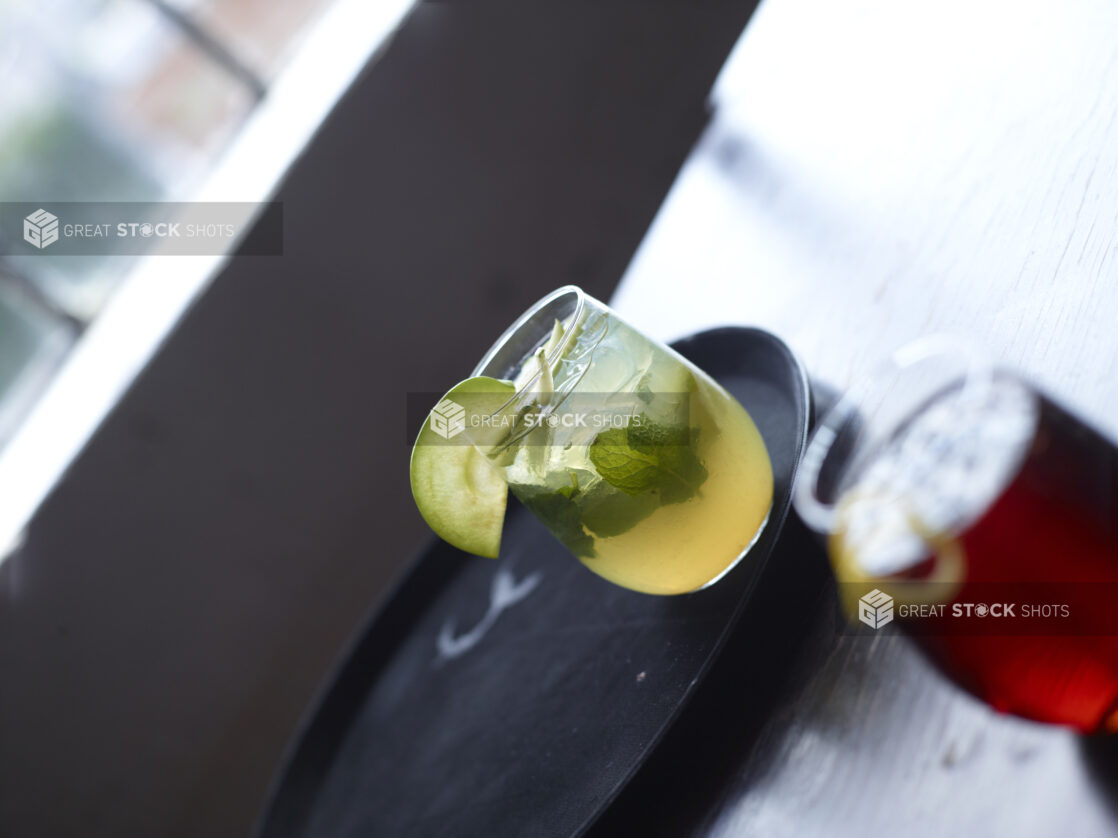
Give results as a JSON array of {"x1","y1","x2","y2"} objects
[{"x1": 410, "y1": 376, "x2": 516, "y2": 558}]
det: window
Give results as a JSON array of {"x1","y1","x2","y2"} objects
[{"x1": 0, "y1": 0, "x2": 336, "y2": 448}]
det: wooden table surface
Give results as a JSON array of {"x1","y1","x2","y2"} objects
[{"x1": 606, "y1": 0, "x2": 1118, "y2": 834}]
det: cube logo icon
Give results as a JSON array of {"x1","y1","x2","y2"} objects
[
  {"x1": 24, "y1": 209, "x2": 59, "y2": 249},
  {"x1": 430, "y1": 398, "x2": 466, "y2": 440},
  {"x1": 858, "y1": 588, "x2": 894, "y2": 629}
]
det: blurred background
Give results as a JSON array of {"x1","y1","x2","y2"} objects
[{"x1": 0, "y1": 0, "x2": 332, "y2": 444}]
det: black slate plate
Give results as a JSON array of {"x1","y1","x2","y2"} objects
[{"x1": 255, "y1": 327, "x2": 812, "y2": 838}]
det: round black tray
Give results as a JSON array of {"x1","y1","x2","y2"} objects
[{"x1": 255, "y1": 326, "x2": 812, "y2": 838}]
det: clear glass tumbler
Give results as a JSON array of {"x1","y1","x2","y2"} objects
[{"x1": 467, "y1": 286, "x2": 774, "y2": 595}]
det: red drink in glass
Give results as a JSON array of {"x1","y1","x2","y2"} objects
[
  {"x1": 798, "y1": 345, "x2": 1118, "y2": 732},
  {"x1": 913, "y1": 391, "x2": 1118, "y2": 730}
]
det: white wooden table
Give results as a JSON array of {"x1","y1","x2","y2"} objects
[{"x1": 609, "y1": 0, "x2": 1118, "y2": 833}]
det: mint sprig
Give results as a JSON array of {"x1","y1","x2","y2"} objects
[
  {"x1": 589, "y1": 419, "x2": 707, "y2": 504},
  {"x1": 579, "y1": 483, "x2": 659, "y2": 537},
  {"x1": 515, "y1": 474, "x2": 597, "y2": 559}
]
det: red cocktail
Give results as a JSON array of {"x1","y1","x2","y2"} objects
[{"x1": 796, "y1": 339, "x2": 1118, "y2": 731}]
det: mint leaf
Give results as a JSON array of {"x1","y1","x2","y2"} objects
[
  {"x1": 580, "y1": 483, "x2": 659, "y2": 537},
  {"x1": 515, "y1": 478, "x2": 596, "y2": 559},
  {"x1": 589, "y1": 419, "x2": 707, "y2": 504}
]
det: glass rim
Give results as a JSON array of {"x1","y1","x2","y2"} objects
[
  {"x1": 471, "y1": 285, "x2": 589, "y2": 399},
  {"x1": 792, "y1": 334, "x2": 1007, "y2": 535}
]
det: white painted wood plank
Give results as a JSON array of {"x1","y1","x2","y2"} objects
[{"x1": 612, "y1": 1, "x2": 1118, "y2": 833}]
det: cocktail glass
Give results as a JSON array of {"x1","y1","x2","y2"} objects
[
  {"x1": 423, "y1": 285, "x2": 774, "y2": 596},
  {"x1": 793, "y1": 336, "x2": 1118, "y2": 731}
]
